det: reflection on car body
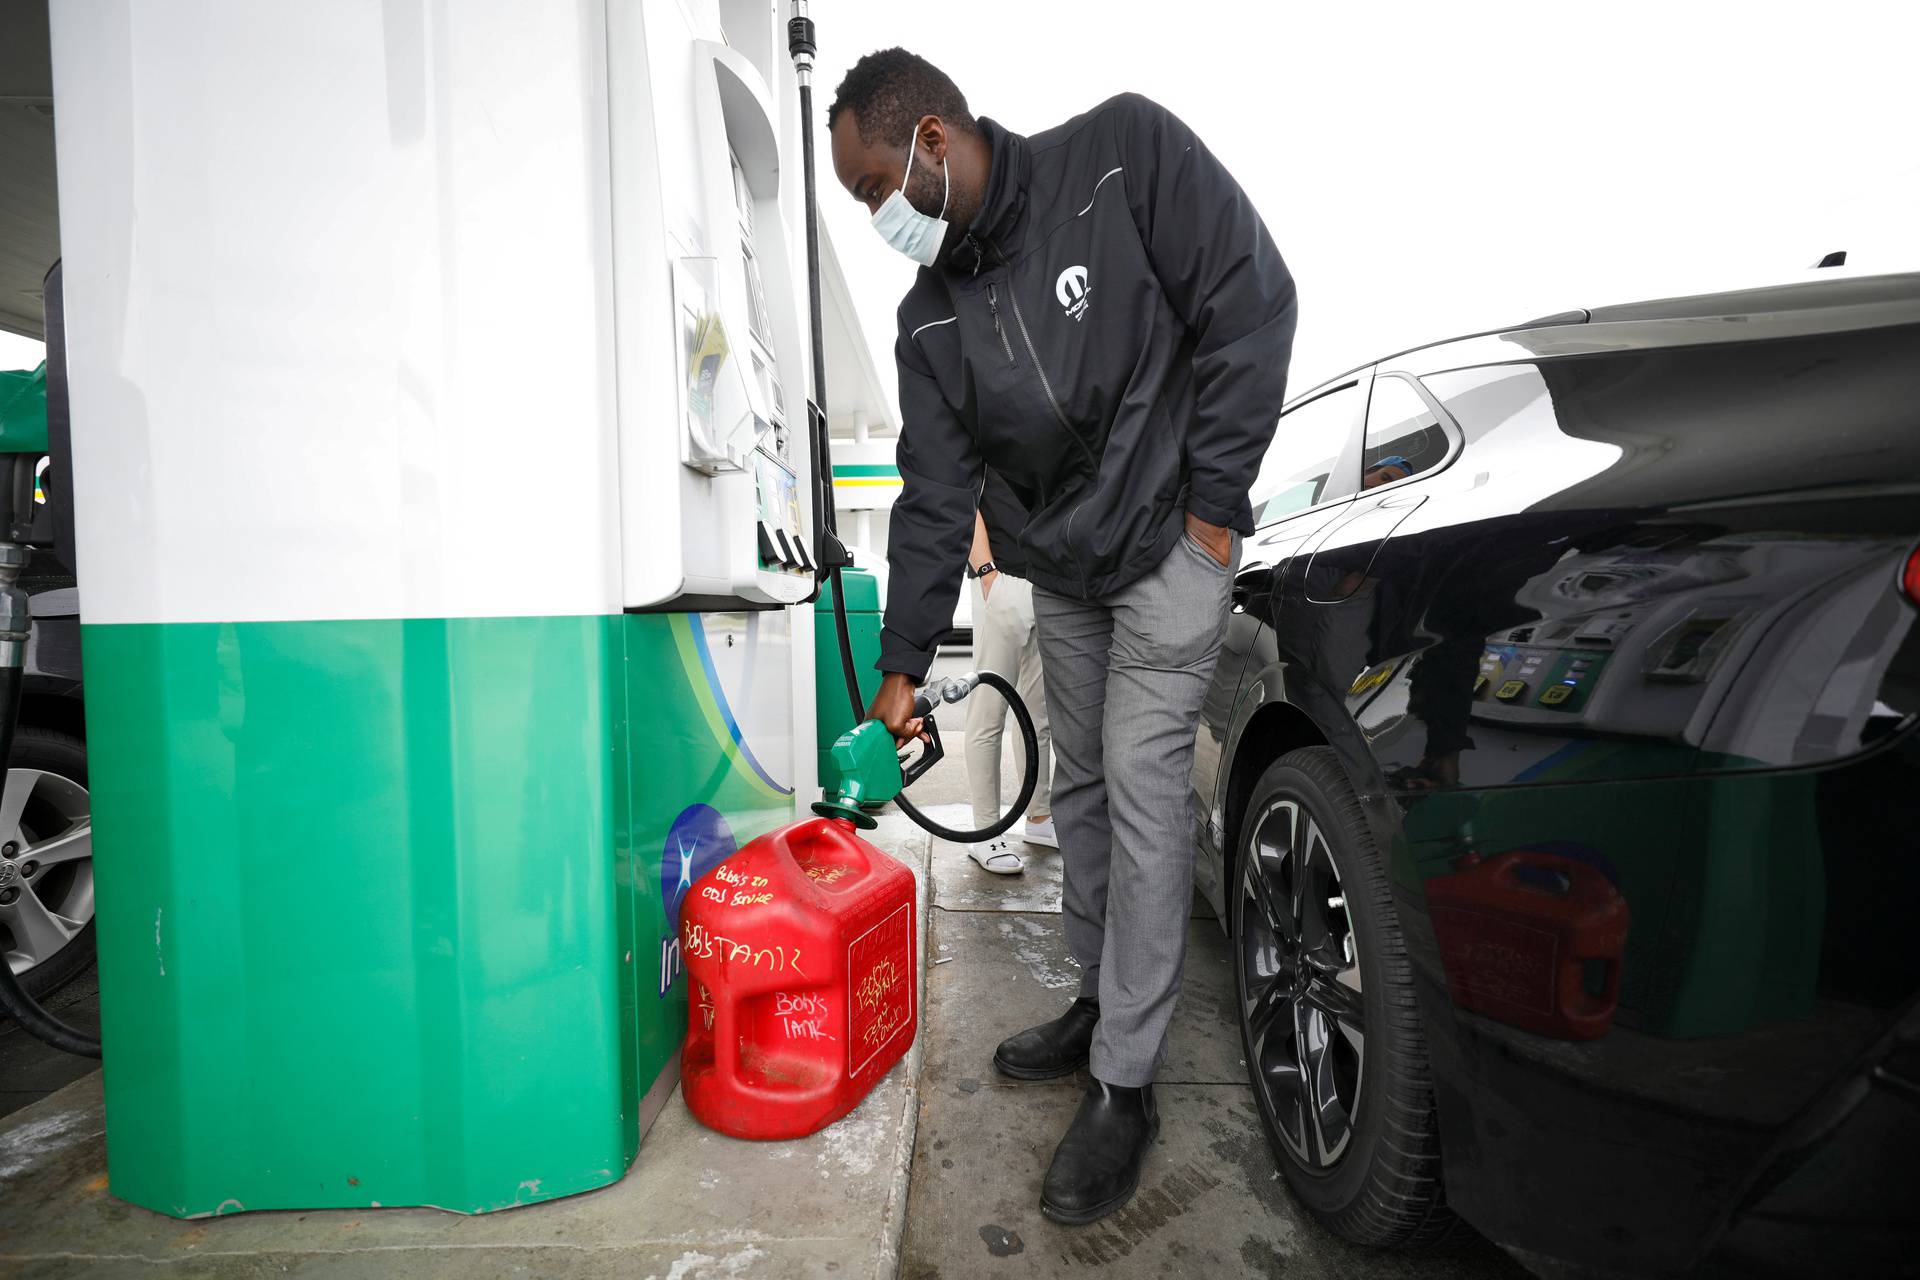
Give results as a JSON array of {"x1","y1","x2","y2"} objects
[{"x1": 1191, "y1": 271, "x2": 1920, "y2": 1275}]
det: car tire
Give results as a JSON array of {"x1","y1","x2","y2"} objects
[
  {"x1": 1231, "y1": 746, "x2": 1454, "y2": 1248},
  {"x1": 3, "y1": 725, "x2": 95, "y2": 1000}
]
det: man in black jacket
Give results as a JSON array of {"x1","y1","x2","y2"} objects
[{"x1": 829, "y1": 49, "x2": 1295, "y2": 1224}]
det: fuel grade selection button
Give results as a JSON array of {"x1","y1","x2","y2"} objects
[{"x1": 1495, "y1": 679, "x2": 1528, "y2": 702}]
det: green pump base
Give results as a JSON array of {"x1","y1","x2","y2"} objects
[{"x1": 85, "y1": 613, "x2": 795, "y2": 1217}]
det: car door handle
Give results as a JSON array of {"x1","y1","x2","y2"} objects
[{"x1": 1231, "y1": 561, "x2": 1273, "y2": 613}]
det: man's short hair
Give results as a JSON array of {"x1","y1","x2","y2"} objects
[{"x1": 827, "y1": 48, "x2": 977, "y2": 145}]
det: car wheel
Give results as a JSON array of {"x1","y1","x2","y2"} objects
[
  {"x1": 1232, "y1": 745, "x2": 1454, "y2": 1247},
  {"x1": 1, "y1": 726, "x2": 95, "y2": 999}
]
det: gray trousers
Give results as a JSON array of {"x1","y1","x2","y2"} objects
[
  {"x1": 965, "y1": 572, "x2": 1053, "y2": 829},
  {"x1": 1032, "y1": 530, "x2": 1240, "y2": 1086}
]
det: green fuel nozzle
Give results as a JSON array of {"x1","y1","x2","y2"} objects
[
  {"x1": 810, "y1": 675, "x2": 981, "y2": 828},
  {"x1": 809, "y1": 719, "x2": 899, "y2": 828}
]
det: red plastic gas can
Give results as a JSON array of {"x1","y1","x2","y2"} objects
[
  {"x1": 680, "y1": 816, "x2": 917, "y2": 1139},
  {"x1": 1426, "y1": 850, "x2": 1629, "y2": 1041}
]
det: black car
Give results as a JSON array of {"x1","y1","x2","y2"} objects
[{"x1": 1191, "y1": 271, "x2": 1920, "y2": 1276}]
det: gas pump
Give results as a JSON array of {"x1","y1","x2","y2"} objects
[
  {"x1": 37, "y1": 0, "x2": 1038, "y2": 1215},
  {"x1": 44, "y1": 0, "x2": 876, "y2": 1218}
]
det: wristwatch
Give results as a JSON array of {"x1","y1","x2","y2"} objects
[{"x1": 966, "y1": 560, "x2": 997, "y2": 579}]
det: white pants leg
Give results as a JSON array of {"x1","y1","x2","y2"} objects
[
  {"x1": 964, "y1": 574, "x2": 1051, "y2": 829},
  {"x1": 1009, "y1": 581, "x2": 1053, "y2": 816}
]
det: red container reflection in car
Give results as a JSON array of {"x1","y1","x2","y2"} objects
[
  {"x1": 681, "y1": 816, "x2": 917, "y2": 1140},
  {"x1": 1426, "y1": 850, "x2": 1629, "y2": 1040}
]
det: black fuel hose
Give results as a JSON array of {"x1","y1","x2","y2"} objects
[
  {"x1": 0, "y1": 955, "x2": 100, "y2": 1058},
  {"x1": 897, "y1": 667, "x2": 1039, "y2": 843},
  {"x1": 827, "y1": 564, "x2": 1039, "y2": 843}
]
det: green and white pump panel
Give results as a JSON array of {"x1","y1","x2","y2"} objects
[{"x1": 51, "y1": 1, "x2": 825, "y2": 1215}]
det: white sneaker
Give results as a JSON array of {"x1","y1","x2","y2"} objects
[
  {"x1": 968, "y1": 838, "x2": 1026, "y2": 875},
  {"x1": 1022, "y1": 816, "x2": 1059, "y2": 849}
]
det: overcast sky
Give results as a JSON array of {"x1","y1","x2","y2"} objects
[
  {"x1": 0, "y1": 329, "x2": 38, "y2": 371},
  {"x1": 810, "y1": 0, "x2": 1919, "y2": 416}
]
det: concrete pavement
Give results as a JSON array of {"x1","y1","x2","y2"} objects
[
  {"x1": 0, "y1": 962, "x2": 99, "y2": 1121},
  {"x1": 898, "y1": 806, "x2": 1520, "y2": 1280}
]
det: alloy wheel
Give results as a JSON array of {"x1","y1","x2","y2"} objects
[
  {"x1": 1237, "y1": 796, "x2": 1365, "y2": 1170},
  {"x1": 0, "y1": 768, "x2": 94, "y2": 976}
]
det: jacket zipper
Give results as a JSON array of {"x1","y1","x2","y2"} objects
[
  {"x1": 1062, "y1": 504, "x2": 1090, "y2": 598},
  {"x1": 988, "y1": 244, "x2": 1096, "y2": 598},
  {"x1": 1005, "y1": 276, "x2": 1082, "y2": 460},
  {"x1": 986, "y1": 284, "x2": 1017, "y2": 368}
]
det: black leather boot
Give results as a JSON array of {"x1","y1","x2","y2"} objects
[
  {"x1": 993, "y1": 996, "x2": 1098, "y2": 1080},
  {"x1": 1040, "y1": 1079, "x2": 1159, "y2": 1225}
]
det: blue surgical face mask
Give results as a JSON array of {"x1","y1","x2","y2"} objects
[{"x1": 870, "y1": 135, "x2": 950, "y2": 267}]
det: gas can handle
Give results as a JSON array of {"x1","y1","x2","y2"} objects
[{"x1": 710, "y1": 985, "x2": 842, "y2": 1107}]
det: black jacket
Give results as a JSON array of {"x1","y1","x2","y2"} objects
[
  {"x1": 878, "y1": 95, "x2": 1297, "y2": 680},
  {"x1": 978, "y1": 468, "x2": 1030, "y2": 577}
]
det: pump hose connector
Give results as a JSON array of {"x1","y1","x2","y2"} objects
[
  {"x1": 788, "y1": 16, "x2": 816, "y2": 59},
  {"x1": 787, "y1": 2, "x2": 816, "y2": 70},
  {"x1": 939, "y1": 673, "x2": 980, "y2": 703},
  {"x1": 912, "y1": 673, "x2": 980, "y2": 718}
]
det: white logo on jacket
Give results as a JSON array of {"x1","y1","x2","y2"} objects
[{"x1": 1056, "y1": 265, "x2": 1090, "y2": 321}]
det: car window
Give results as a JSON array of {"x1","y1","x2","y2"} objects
[
  {"x1": 1250, "y1": 383, "x2": 1360, "y2": 525},
  {"x1": 1362, "y1": 374, "x2": 1448, "y2": 490}
]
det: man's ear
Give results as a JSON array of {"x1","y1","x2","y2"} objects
[{"x1": 916, "y1": 114, "x2": 948, "y2": 163}]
